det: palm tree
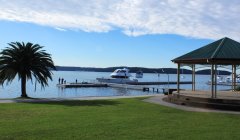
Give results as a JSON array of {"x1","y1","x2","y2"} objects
[{"x1": 0, "y1": 42, "x2": 55, "y2": 98}]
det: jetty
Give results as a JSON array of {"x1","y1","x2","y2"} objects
[
  {"x1": 206, "y1": 82, "x2": 240, "y2": 86},
  {"x1": 107, "y1": 83, "x2": 177, "y2": 94},
  {"x1": 127, "y1": 81, "x2": 192, "y2": 85}
]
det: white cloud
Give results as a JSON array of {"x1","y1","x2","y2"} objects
[
  {"x1": 0, "y1": 0, "x2": 240, "y2": 40},
  {"x1": 55, "y1": 27, "x2": 67, "y2": 32}
]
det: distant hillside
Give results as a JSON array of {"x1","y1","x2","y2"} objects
[
  {"x1": 196, "y1": 69, "x2": 231, "y2": 75},
  {"x1": 54, "y1": 66, "x2": 231, "y2": 75},
  {"x1": 55, "y1": 66, "x2": 191, "y2": 74}
]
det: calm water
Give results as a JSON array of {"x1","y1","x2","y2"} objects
[{"x1": 0, "y1": 71, "x2": 231, "y2": 98}]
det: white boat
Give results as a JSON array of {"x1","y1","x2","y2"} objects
[
  {"x1": 225, "y1": 74, "x2": 240, "y2": 83},
  {"x1": 135, "y1": 70, "x2": 143, "y2": 78},
  {"x1": 110, "y1": 68, "x2": 131, "y2": 78},
  {"x1": 206, "y1": 74, "x2": 240, "y2": 85},
  {"x1": 96, "y1": 78, "x2": 138, "y2": 84},
  {"x1": 97, "y1": 68, "x2": 138, "y2": 84}
]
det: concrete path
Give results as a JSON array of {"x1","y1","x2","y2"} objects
[{"x1": 144, "y1": 95, "x2": 240, "y2": 115}]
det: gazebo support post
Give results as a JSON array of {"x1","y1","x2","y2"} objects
[
  {"x1": 192, "y1": 64, "x2": 195, "y2": 91},
  {"x1": 233, "y1": 64, "x2": 236, "y2": 91},
  {"x1": 177, "y1": 63, "x2": 180, "y2": 94},
  {"x1": 232, "y1": 65, "x2": 234, "y2": 91},
  {"x1": 214, "y1": 65, "x2": 217, "y2": 98},
  {"x1": 211, "y1": 64, "x2": 214, "y2": 98}
]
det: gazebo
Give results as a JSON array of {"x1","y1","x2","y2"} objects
[{"x1": 172, "y1": 37, "x2": 240, "y2": 98}]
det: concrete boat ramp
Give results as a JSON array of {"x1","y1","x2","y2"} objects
[
  {"x1": 57, "y1": 81, "x2": 192, "y2": 94},
  {"x1": 57, "y1": 81, "x2": 192, "y2": 88},
  {"x1": 57, "y1": 83, "x2": 168, "y2": 93},
  {"x1": 57, "y1": 83, "x2": 108, "y2": 88}
]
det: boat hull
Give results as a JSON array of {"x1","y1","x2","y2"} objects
[
  {"x1": 135, "y1": 74, "x2": 143, "y2": 78},
  {"x1": 96, "y1": 78, "x2": 138, "y2": 84}
]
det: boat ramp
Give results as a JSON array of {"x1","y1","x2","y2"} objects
[{"x1": 56, "y1": 81, "x2": 191, "y2": 94}]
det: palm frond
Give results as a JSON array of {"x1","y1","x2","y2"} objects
[{"x1": 0, "y1": 41, "x2": 55, "y2": 88}]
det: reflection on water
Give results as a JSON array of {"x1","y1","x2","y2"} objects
[{"x1": 0, "y1": 71, "x2": 231, "y2": 98}]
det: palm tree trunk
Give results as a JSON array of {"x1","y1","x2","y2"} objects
[{"x1": 21, "y1": 75, "x2": 28, "y2": 98}]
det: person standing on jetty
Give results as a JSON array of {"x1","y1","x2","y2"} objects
[
  {"x1": 58, "y1": 77, "x2": 61, "y2": 84},
  {"x1": 61, "y1": 78, "x2": 64, "y2": 84},
  {"x1": 76, "y1": 79, "x2": 78, "y2": 84}
]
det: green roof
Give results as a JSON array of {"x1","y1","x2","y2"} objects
[{"x1": 172, "y1": 37, "x2": 240, "y2": 64}]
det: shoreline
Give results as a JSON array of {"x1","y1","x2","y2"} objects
[{"x1": 0, "y1": 94, "x2": 158, "y2": 103}]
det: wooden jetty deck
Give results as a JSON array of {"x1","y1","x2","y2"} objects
[
  {"x1": 206, "y1": 82, "x2": 240, "y2": 86},
  {"x1": 127, "y1": 81, "x2": 192, "y2": 85},
  {"x1": 108, "y1": 83, "x2": 176, "y2": 94}
]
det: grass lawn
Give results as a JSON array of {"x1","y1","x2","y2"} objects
[{"x1": 0, "y1": 98, "x2": 240, "y2": 140}]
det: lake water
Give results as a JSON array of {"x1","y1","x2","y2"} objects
[{"x1": 0, "y1": 71, "x2": 231, "y2": 98}]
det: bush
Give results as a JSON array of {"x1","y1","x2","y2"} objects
[{"x1": 235, "y1": 86, "x2": 240, "y2": 91}]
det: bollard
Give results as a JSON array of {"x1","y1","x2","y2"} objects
[
  {"x1": 143, "y1": 87, "x2": 146, "y2": 92},
  {"x1": 143, "y1": 87, "x2": 149, "y2": 92}
]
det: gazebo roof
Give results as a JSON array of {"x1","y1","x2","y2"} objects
[{"x1": 172, "y1": 37, "x2": 240, "y2": 64}]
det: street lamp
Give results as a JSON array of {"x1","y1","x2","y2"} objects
[
  {"x1": 154, "y1": 71, "x2": 161, "y2": 91},
  {"x1": 154, "y1": 71, "x2": 160, "y2": 82},
  {"x1": 162, "y1": 69, "x2": 170, "y2": 94}
]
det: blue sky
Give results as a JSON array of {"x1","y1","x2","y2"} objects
[{"x1": 0, "y1": 0, "x2": 239, "y2": 68}]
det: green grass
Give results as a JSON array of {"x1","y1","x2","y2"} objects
[{"x1": 0, "y1": 98, "x2": 239, "y2": 140}]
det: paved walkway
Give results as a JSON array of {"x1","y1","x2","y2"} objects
[{"x1": 144, "y1": 95, "x2": 240, "y2": 115}]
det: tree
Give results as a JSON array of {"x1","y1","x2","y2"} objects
[{"x1": 0, "y1": 42, "x2": 55, "y2": 98}]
